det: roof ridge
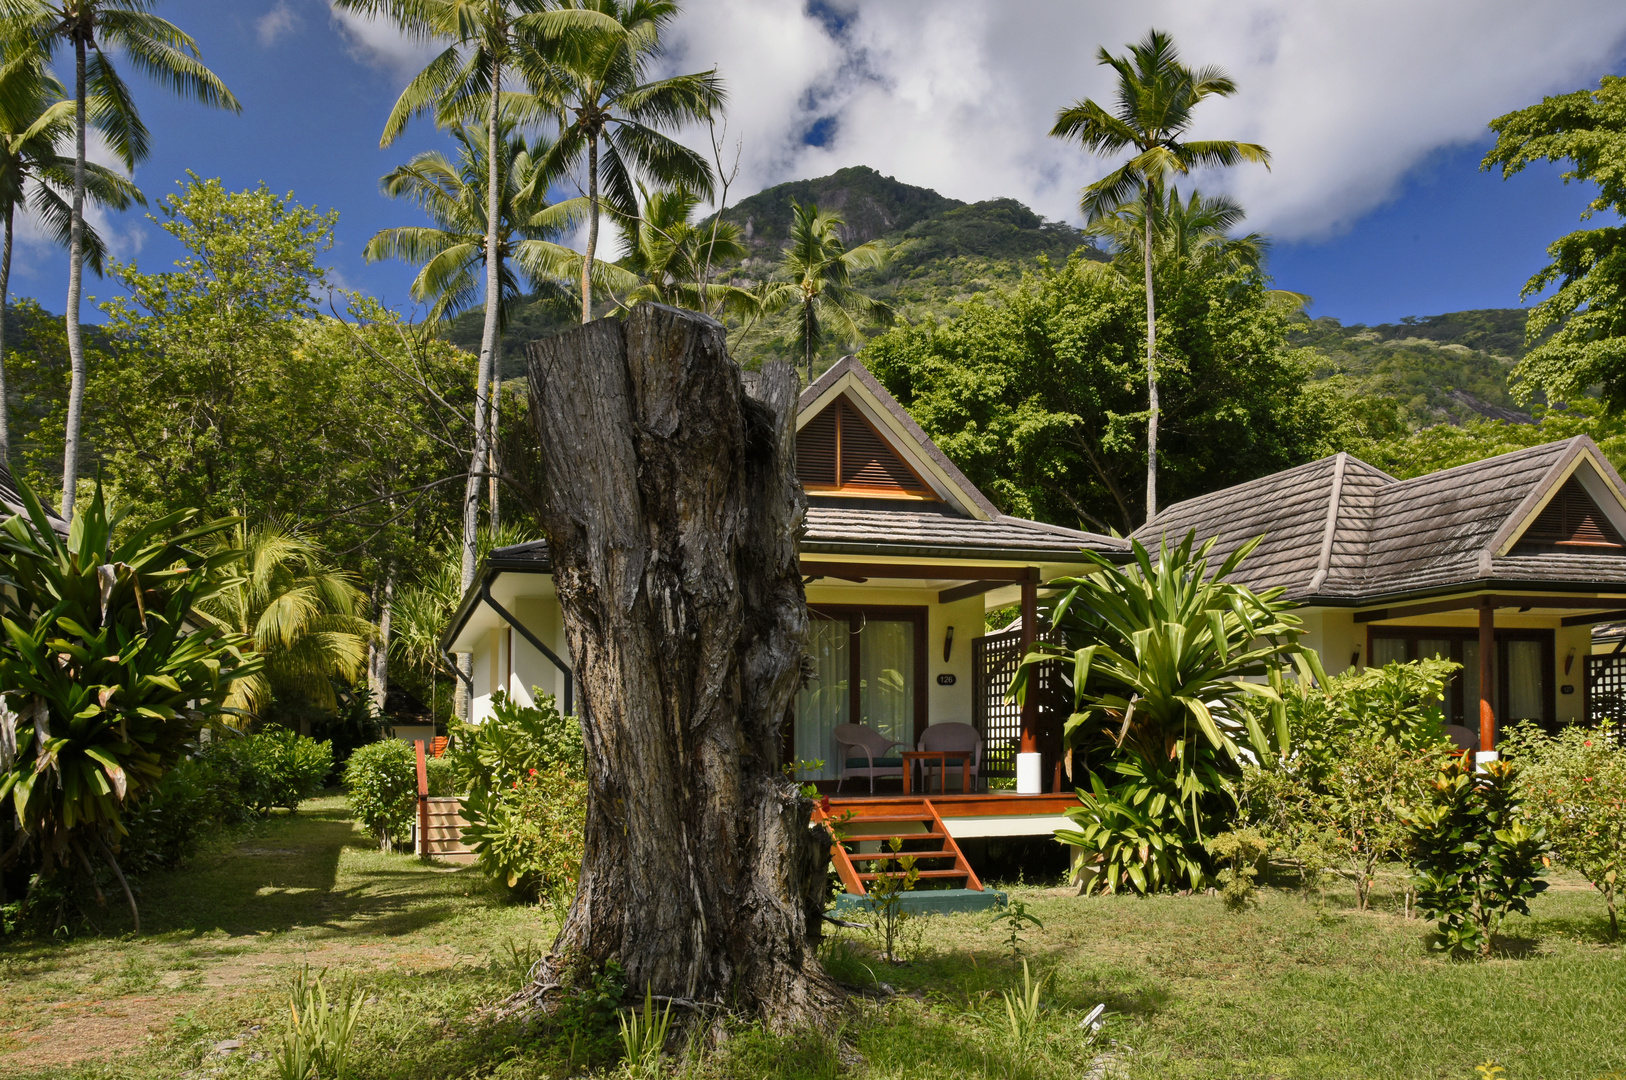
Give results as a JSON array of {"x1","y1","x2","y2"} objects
[{"x1": 1307, "y1": 451, "x2": 1348, "y2": 593}]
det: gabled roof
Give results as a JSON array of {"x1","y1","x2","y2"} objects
[{"x1": 1134, "y1": 435, "x2": 1626, "y2": 603}]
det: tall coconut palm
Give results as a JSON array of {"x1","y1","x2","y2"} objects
[
  {"x1": 17, "y1": 0, "x2": 238, "y2": 521},
  {"x1": 0, "y1": 36, "x2": 139, "y2": 464},
  {"x1": 194, "y1": 521, "x2": 373, "y2": 722},
  {"x1": 1050, "y1": 28, "x2": 1268, "y2": 522},
  {"x1": 618, "y1": 181, "x2": 755, "y2": 319},
  {"x1": 515, "y1": 0, "x2": 723, "y2": 323},
  {"x1": 366, "y1": 120, "x2": 626, "y2": 534},
  {"x1": 333, "y1": 1, "x2": 613, "y2": 717},
  {"x1": 758, "y1": 201, "x2": 893, "y2": 384}
]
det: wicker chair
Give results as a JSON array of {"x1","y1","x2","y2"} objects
[
  {"x1": 834, "y1": 724, "x2": 906, "y2": 793},
  {"x1": 917, "y1": 722, "x2": 982, "y2": 793}
]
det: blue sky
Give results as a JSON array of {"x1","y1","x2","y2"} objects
[{"x1": 10, "y1": 0, "x2": 1626, "y2": 329}]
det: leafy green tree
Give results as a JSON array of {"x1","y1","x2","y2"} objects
[
  {"x1": 92, "y1": 177, "x2": 340, "y2": 517},
  {"x1": 1405, "y1": 756, "x2": 1548, "y2": 958},
  {"x1": 0, "y1": 479, "x2": 258, "y2": 932},
  {"x1": 863, "y1": 250, "x2": 1345, "y2": 534},
  {"x1": 618, "y1": 181, "x2": 755, "y2": 318},
  {"x1": 194, "y1": 522, "x2": 373, "y2": 723},
  {"x1": 1484, "y1": 75, "x2": 1626, "y2": 410},
  {"x1": 759, "y1": 201, "x2": 894, "y2": 383},
  {"x1": 517, "y1": 0, "x2": 723, "y2": 323},
  {"x1": 0, "y1": 33, "x2": 137, "y2": 463},
  {"x1": 1353, "y1": 404, "x2": 1626, "y2": 480},
  {"x1": 1087, "y1": 183, "x2": 1266, "y2": 279},
  {"x1": 16, "y1": 0, "x2": 238, "y2": 520},
  {"x1": 1050, "y1": 28, "x2": 1269, "y2": 520},
  {"x1": 1502, "y1": 722, "x2": 1626, "y2": 938},
  {"x1": 1026, "y1": 533, "x2": 1318, "y2": 894}
]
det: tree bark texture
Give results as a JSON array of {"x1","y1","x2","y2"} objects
[
  {"x1": 521, "y1": 304, "x2": 835, "y2": 1029},
  {"x1": 61, "y1": 37, "x2": 88, "y2": 521}
]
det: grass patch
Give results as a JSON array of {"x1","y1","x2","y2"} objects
[{"x1": 4, "y1": 804, "x2": 1625, "y2": 1079}]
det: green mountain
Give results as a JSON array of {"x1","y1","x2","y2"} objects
[
  {"x1": 456, "y1": 166, "x2": 1537, "y2": 424},
  {"x1": 1291, "y1": 309, "x2": 1535, "y2": 427}
]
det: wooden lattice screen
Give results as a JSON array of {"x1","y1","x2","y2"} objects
[
  {"x1": 972, "y1": 628, "x2": 1068, "y2": 778},
  {"x1": 1586, "y1": 653, "x2": 1626, "y2": 744}
]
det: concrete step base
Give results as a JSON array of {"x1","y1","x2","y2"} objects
[{"x1": 830, "y1": 887, "x2": 1007, "y2": 917}]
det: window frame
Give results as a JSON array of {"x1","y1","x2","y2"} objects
[
  {"x1": 1364, "y1": 625, "x2": 1556, "y2": 729},
  {"x1": 797, "y1": 604, "x2": 929, "y2": 758}
]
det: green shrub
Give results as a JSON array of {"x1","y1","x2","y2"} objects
[
  {"x1": 452, "y1": 690, "x2": 587, "y2": 900},
  {"x1": 1404, "y1": 756, "x2": 1549, "y2": 957},
  {"x1": 446, "y1": 689, "x2": 583, "y2": 786},
  {"x1": 221, "y1": 729, "x2": 333, "y2": 814},
  {"x1": 344, "y1": 740, "x2": 418, "y2": 852},
  {"x1": 119, "y1": 754, "x2": 236, "y2": 874},
  {"x1": 424, "y1": 754, "x2": 456, "y2": 796},
  {"x1": 1502, "y1": 722, "x2": 1626, "y2": 937}
]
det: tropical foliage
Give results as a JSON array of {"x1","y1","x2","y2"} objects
[
  {"x1": 13, "y1": 0, "x2": 238, "y2": 519},
  {"x1": 757, "y1": 201, "x2": 893, "y2": 382},
  {"x1": 343, "y1": 738, "x2": 419, "y2": 853},
  {"x1": 864, "y1": 249, "x2": 1349, "y2": 533},
  {"x1": 1502, "y1": 722, "x2": 1626, "y2": 938},
  {"x1": 1050, "y1": 28, "x2": 1269, "y2": 519},
  {"x1": 0, "y1": 479, "x2": 257, "y2": 930},
  {"x1": 195, "y1": 522, "x2": 372, "y2": 721},
  {"x1": 1404, "y1": 756, "x2": 1549, "y2": 958},
  {"x1": 450, "y1": 689, "x2": 585, "y2": 901},
  {"x1": 1483, "y1": 74, "x2": 1626, "y2": 410},
  {"x1": 1240, "y1": 659, "x2": 1456, "y2": 909},
  {"x1": 1022, "y1": 533, "x2": 1318, "y2": 894}
]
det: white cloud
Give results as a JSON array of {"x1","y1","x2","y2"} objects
[
  {"x1": 327, "y1": 2, "x2": 444, "y2": 82},
  {"x1": 258, "y1": 2, "x2": 301, "y2": 48},
  {"x1": 658, "y1": 0, "x2": 1626, "y2": 241}
]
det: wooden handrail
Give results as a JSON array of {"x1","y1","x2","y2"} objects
[{"x1": 414, "y1": 740, "x2": 430, "y2": 860}]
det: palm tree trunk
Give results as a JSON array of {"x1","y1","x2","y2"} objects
[
  {"x1": 1142, "y1": 184, "x2": 1158, "y2": 524},
  {"x1": 0, "y1": 201, "x2": 14, "y2": 464},
  {"x1": 61, "y1": 37, "x2": 88, "y2": 521},
  {"x1": 803, "y1": 296, "x2": 813, "y2": 385},
  {"x1": 459, "y1": 55, "x2": 503, "y2": 720},
  {"x1": 368, "y1": 567, "x2": 394, "y2": 713},
  {"x1": 489, "y1": 336, "x2": 501, "y2": 534},
  {"x1": 580, "y1": 132, "x2": 599, "y2": 324}
]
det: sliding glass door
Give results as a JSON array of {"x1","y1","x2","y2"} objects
[
  {"x1": 792, "y1": 606, "x2": 926, "y2": 780},
  {"x1": 1365, "y1": 627, "x2": 1554, "y2": 733}
]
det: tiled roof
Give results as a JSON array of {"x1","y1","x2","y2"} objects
[
  {"x1": 0, "y1": 462, "x2": 67, "y2": 535},
  {"x1": 803, "y1": 502, "x2": 1121, "y2": 560},
  {"x1": 1134, "y1": 436, "x2": 1626, "y2": 602}
]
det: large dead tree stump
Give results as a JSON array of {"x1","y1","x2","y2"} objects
[{"x1": 520, "y1": 305, "x2": 835, "y2": 1029}]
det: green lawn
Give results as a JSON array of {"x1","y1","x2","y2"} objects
[{"x1": 3, "y1": 801, "x2": 1625, "y2": 1079}]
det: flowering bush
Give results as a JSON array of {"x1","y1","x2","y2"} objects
[{"x1": 1502, "y1": 722, "x2": 1626, "y2": 938}]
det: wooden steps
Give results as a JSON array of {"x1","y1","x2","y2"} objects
[
  {"x1": 812, "y1": 798, "x2": 983, "y2": 896},
  {"x1": 419, "y1": 796, "x2": 475, "y2": 864}
]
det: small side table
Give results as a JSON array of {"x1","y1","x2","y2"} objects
[{"x1": 901, "y1": 750, "x2": 972, "y2": 795}]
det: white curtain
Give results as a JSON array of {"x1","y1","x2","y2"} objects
[
  {"x1": 1506, "y1": 640, "x2": 1544, "y2": 723},
  {"x1": 860, "y1": 620, "x2": 914, "y2": 748},
  {"x1": 795, "y1": 619, "x2": 849, "y2": 779}
]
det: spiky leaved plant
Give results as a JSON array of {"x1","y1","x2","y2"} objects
[{"x1": 0, "y1": 479, "x2": 258, "y2": 932}]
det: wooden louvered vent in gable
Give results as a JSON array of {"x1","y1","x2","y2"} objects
[
  {"x1": 794, "y1": 395, "x2": 933, "y2": 497},
  {"x1": 1520, "y1": 476, "x2": 1625, "y2": 550}
]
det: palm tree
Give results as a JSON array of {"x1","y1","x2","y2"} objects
[
  {"x1": 18, "y1": 0, "x2": 238, "y2": 521},
  {"x1": 618, "y1": 182, "x2": 756, "y2": 319},
  {"x1": 366, "y1": 120, "x2": 625, "y2": 533},
  {"x1": 1050, "y1": 28, "x2": 1268, "y2": 522},
  {"x1": 195, "y1": 521, "x2": 373, "y2": 722},
  {"x1": 1087, "y1": 184, "x2": 1266, "y2": 278},
  {"x1": 758, "y1": 201, "x2": 893, "y2": 383},
  {"x1": 333, "y1": 1, "x2": 612, "y2": 710},
  {"x1": 516, "y1": 0, "x2": 723, "y2": 323},
  {"x1": 0, "y1": 36, "x2": 139, "y2": 464}
]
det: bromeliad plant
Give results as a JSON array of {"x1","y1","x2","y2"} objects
[
  {"x1": 1016, "y1": 532, "x2": 1321, "y2": 894},
  {"x1": 0, "y1": 481, "x2": 257, "y2": 932}
]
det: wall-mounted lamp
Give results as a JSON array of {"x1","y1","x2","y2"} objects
[
  {"x1": 1351, "y1": 645, "x2": 1362, "y2": 670},
  {"x1": 943, "y1": 625, "x2": 955, "y2": 663},
  {"x1": 1565, "y1": 647, "x2": 1577, "y2": 676}
]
